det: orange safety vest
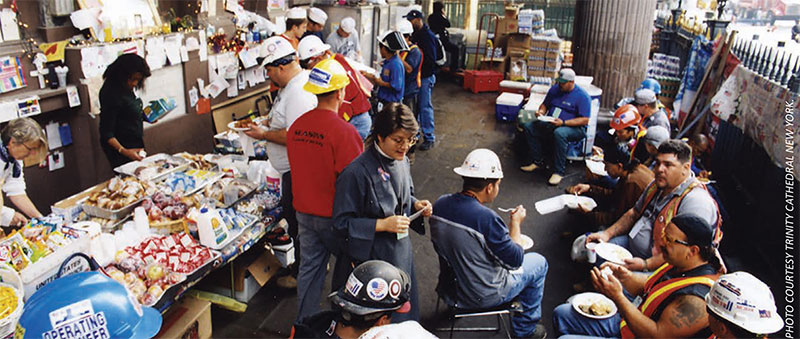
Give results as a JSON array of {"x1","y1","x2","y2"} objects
[
  {"x1": 619, "y1": 263, "x2": 718, "y2": 339},
  {"x1": 400, "y1": 45, "x2": 423, "y2": 88},
  {"x1": 638, "y1": 179, "x2": 724, "y2": 257}
]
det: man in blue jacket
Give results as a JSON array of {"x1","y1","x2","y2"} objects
[
  {"x1": 405, "y1": 10, "x2": 438, "y2": 151},
  {"x1": 432, "y1": 149, "x2": 548, "y2": 339},
  {"x1": 520, "y1": 68, "x2": 591, "y2": 185}
]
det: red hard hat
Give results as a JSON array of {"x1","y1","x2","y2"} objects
[{"x1": 610, "y1": 104, "x2": 641, "y2": 131}]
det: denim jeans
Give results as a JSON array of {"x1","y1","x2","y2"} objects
[
  {"x1": 418, "y1": 75, "x2": 436, "y2": 142},
  {"x1": 295, "y1": 212, "x2": 350, "y2": 322},
  {"x1": 553, "y1": 302, "x2": 622, "y2": 338},
  {"x1": 349, "y1": 112, "x2": 372, "y2": 141},
  {"x1": 499, "y1": 252, "x2": 549, "y2": 337},
  {"x1": 523, "y1": 120, "x2": 586, "y2": 175},
  {"x1": 281, "y1": 172, "x2": 299, "y2": 275}
]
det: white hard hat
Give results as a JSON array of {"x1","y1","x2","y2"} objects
[
  {"x1": 340, "y1": 17, "x2": 356, "y2": 34},
  {"x1": 287, "y1": 7, "x2": 307, "y2": 20},
  {"x1": 298, "y1": 35, "x2": 331, "y2": 60},
  {"x1": 261, "y1": 36, "x2": 296, "y2": 67},
  {"x1": 308, "y1": 7, "x2": 328, "y2": 25},
  {"x1": 705, "y1": 272, "x2": 784, "y2": 335},
  {"x1": 453, "y1": 148, "x2": 504, "y2": 179},
  {"x1": 397, "y1": 20, "x2": 413, "y2": 35}
]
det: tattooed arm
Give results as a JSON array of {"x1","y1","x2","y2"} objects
[{"x1": 620, "y1": 294, "x2": 709, "y2": 338}]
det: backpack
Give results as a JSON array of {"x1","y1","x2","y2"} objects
[{"x1": 434, "y1": 34, "x2": 448, "y2": 67}]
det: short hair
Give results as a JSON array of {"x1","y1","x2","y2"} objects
[
  {"x1": 103, "y1": 53, "x2": 151, "y2": 90},
  {"x1": 433, "y1": 1, "x2": 444, "y2": 13},
  {"x1": 367, "y1": 103, "x2": 418, "y2": 144},
  {"x1": 602, "y1": 143, "x2": 639, "y2": 171},
  {"x1": 2, "y1": 118, "x2": 46, "y2": 149},
  {"x1": 462, "y1": 177, "x2": 499, "y2": 193},
  {"x1": 286, "y1": 18, "x2": 306, "y2": 30},
  {"x1": 657, "y1": 139, "x2": 692, "y2": 164}
]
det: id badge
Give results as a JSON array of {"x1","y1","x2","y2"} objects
[
  {"x1": 552, "y1": 107, "x2": 562, "y2": 119},
  {"x1": 632, "y1": 295, "x2": 643, "y2": 308}
]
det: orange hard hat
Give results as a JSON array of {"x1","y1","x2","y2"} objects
[{"x1": 610, "y1": 104, "x2": 641, "y2": 131}]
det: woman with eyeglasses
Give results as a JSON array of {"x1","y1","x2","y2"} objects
[
  {"x1": 333, "y1": 103, "x2": 432, "y2": 322},
  {"x1": 0, "y1": 118, "x2": 47, "y2": 228},
  {"x1": 98, "y1": 53, "x2": 152, "y2": 168}
]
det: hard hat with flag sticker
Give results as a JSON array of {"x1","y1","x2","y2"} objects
[
  {"x1": 705, "y1": 271, "x2": 784, "y2": 335},
  {"x1": 261, "y1": 36, "x2": 297, "y2": 67},
  {"x1": 609, "y1": 104, "x2": 641, "y2": 132},
  {"x1": 298, "y1": 35, "x2": 331, "y2": 61},
  {"x1": 453, "y1": 148, "x2": 504, "y2": 179},
  {"x1": 17, "y1": 271, "x2": 162, "y2": 339},
  {"x1": 303, "y1": 58, "x2": 350, "y2": 95},
  {"x1": 329, "y1": 260, "x2": 411, "y2": 320}
]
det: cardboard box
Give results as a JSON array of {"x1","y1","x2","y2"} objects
[
  {"x1": 207, "y1": 250, "x2": 282, "y2": 302},
  {"x1": 51, "y1": 181, "x2": 108, "y2": 221},
  {"x1": 528, "y1": 49, "x2": 546, "y2": 59},
  {"x1": 156, "y1": 297, "x2": 212, "y2": 339},
  {"x1": 530, "y1": 38, "x2": 549, "y2": 49},
  {"x1": 547, "y1": 39, "x2": 563, "y2": 50},
  {"x1": 496, "y1": 17, "x2": 519, "y2": 36},
  {"x1": 527, "y1": 58, "x2": 545, "y2": 68},
  {"x1": 544, "y1": 59, "x2": 559, "y2": 69},
  {"x1": 545, "y1": 50, "x2": 560, "y2": 60},
  {"x1": 506, "y1": 33, "x2": 531, "y2": 50}
]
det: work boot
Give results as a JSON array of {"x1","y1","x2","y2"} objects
[
  {"x1": 277, "y1": 275, "x2": 297, "y2": 289},
  {"x1": 548, "y1": 173, "x2": 563, "y2": 185},
  {"x1": 520, "y1": 163, "x2": 539, "y2": 172},
  {"x1": 518, "y1": 323, "x2": 547, "y2": 339}
]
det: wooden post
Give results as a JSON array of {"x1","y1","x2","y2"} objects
[
  {"x1": 573, "y1": 0, "x2": 657, "y2": 108},
  {"x1": 465, "y1": 0, "x2": 479, "y2": 31}
]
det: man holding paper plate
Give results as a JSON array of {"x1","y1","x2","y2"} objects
[{"x1": 520, "y1": 68, "x2": 592, "y2": 185}]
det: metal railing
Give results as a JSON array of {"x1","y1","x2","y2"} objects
[
  {"x1": 441, "y1": 0, "x2": 576, "y2": 39},
  {"x1": 731, "y1": 37, "x2": 800, "y2": 93}
]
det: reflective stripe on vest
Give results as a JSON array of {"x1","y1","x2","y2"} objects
[
  {"x1": 619, "y1": 264, "x2": 717, "y2": 339},
  {"x1": 639, "y1": 180, "x2": 723, "y2": 257},
  {"x1": 401, "y1": 45, "x2": 422, "y2": 88}
]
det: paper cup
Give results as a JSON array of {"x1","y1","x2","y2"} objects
[{"x1": 586, "y1": 242, "x2": 598, "y2": 264}]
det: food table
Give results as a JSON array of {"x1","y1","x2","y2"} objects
[{"x1": 0, "y1": 152, "x2": 287, "y2": 335}]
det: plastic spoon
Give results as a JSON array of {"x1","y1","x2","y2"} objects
[{"x1": 497, "y1": 207, "x2": 514, "y2": 213}]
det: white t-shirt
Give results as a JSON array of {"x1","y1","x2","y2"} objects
[
  {"x1": 0, "y1": 157, "x2": 26, "y2": 225},
  {"x1": 358, "y1": 321, "x2": 437, "y2": 339},
  {"x1": 327, "y1": 31, "x2": 362, "y2": 63},
  {"x1": 265, "y1": 70, "x2": 317, "y2": 174}
]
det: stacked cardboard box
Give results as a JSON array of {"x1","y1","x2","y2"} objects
[{"x1": 527, "y1": 36, "x2": 562, "y2": 79}]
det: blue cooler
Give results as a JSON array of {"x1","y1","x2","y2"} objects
[
  {"x1": 566, "y1": 82, "x2": 603, "y2": 160},
  {"x1": 496, "y1": 92, "x2": 524, "y2": 122}
]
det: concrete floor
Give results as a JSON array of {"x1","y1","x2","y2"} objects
[{"x1": 211, "y1": 79, "x2": 609, "y2": 338}]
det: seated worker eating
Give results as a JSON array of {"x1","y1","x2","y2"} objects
[
  {"x1": 567, "y1": 143, "x2": 654, "y2": 228},
  {"x1": 585, "y1": 140, "x2": 721, "y2": 272},
  {"x1": 520, "y1": 68, "x2": 592, "y2": 185},
  {"x1": 553, "y1": 214, "x2": 723, "y2": 338},
  {"x1": 432, "y1": 148, "x2": 549, "y2": 339}
]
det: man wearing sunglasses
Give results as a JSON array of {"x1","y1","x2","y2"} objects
[
  {"x1": 554, "y1": 214, "x2": 722, "y2": 338},
  {"x1": 634, "y1": 88, "x2": 671, "y2": 131}
]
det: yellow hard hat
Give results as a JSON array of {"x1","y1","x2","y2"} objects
[{"x1": 304, "y1": 58, "x2": 350, "y2": 95}]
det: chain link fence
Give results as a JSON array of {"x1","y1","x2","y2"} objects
[{"x1": 441, "y1": 0, "x2": 576, "y2": 39}]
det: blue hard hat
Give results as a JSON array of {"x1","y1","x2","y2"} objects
[
  {"x1": 18, "y1": 271, "x2": 162, "y2": 339},
  {"x1": 640, "y1": 78, "x2": 661, "y2": 95}
]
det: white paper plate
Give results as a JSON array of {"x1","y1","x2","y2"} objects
[
  {"x1": 227, "y1": 120, "x2": 253, "y2": 131},
  {"x1": 562, "y1": 195, "x2": 598, "y2": 211},
  {"x1": 571, "y1": 292, "x2": 617, "y2": 319},
  {"x1": 585, "y1": 159, "x2": 608, "y2": 176},
  {"x1": 594, "y1": 242, "x2": 633, "y2": 265},
  {"x1": 520, "y1": 234, "x2": 534, "y2": 250},
  {"x1": 537, "y1": 116, "x2": 556, "y2": 122}
]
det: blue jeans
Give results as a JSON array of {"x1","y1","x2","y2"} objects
[
  {"x1": 295, "y1": 213, "x2": 350, "y2": 322},
  {"x1": 419, "y1": 75, "x2": 436, "y2": 142},
  {"x1": 553, "y1": 302, "x2": 622, "y2": 338},
  {"x1": 349, "y1": 112, "x2": 372, "y2": 141},
  {"x1": 500, "y1": 252, "x2": 549, "y2": 337},
  {"x1": 523, "y1": 121, "x2": 586, "y2": 175}
]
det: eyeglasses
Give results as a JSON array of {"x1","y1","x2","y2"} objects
[
  {"x1": 661, "y1": 229, "x2": 691, "y2": 246},
  {"x1": 389, "y1": 136, "x2": 418, "y2": 147}
]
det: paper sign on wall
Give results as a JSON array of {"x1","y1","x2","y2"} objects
[
  {"x1": 188, "y1": 87, "x2": 199, "y2": 107},
  {"x1": 46, "y1": 122, "x2": 62, "y2": 150},
  {"x1": 0, "y1": 8, "x2": 20, "y2": 41},
  {"x1": 48, "y1": 151, "x2": 65, "y2": 171},
  {"x1": 16, "y1": 96, "x2": 41, "y2": 117},
  {"x1": 66, "y1": 85, "x2": 81, "y2": 107}
]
